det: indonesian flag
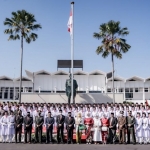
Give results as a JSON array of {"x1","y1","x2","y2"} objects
[{"x1": 67, "y1": 10, "x2": 72, "y2": 35}]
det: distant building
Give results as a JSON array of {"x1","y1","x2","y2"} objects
[{"x1": 0, "y1": 69, "x2": 149, "y2": 102}]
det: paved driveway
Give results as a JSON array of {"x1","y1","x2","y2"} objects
[{"x1": 0, "y1": 144, "x2": 150, "y2": 150}]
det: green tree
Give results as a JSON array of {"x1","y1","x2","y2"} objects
[
  {"x1": 93, "y1": 20, "x2": 131, "y2": 103},
  {"x1": 4, "y1": 10, "x2": 42, "y2": 102}
]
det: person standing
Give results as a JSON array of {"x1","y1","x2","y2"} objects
[
  {"x1": 56, "y1": 110, "x2": 65, "y2": 144},
  {"x1": 92, "y1": 114, "x2": 102, "y2": 144},
  {"x1": 108, "y1": 112, "x2": 117, "y2": 144},
  {"x1": 75, "y1": 113, "x2": 83, "y2": 144},
  {"x1": 135, "y1": 112, "x2": 143, "y2": 144},
  {"x1": 1, "y1": 111, "x2": 9, "y2": 143},
  {"x1": 45, "y1": 112, "x2": 54, "y2": 144},
  {"x1": 15, "y1": 110, "x2": 23, "y2": 143},
  {"x1": 0, "y1": 112, "x2": 2, "y2": 141},
  {"x1": 117, "y1": 111, "x2": 126, "y2": 144},
  {"x1": 142, "y1": 112, "x2": 149, "y2": 144},
  {"x1": 35, "y1": 111, "x2": 44, "y2": 143},
  {"x1": 24, "y1": 112, "x2": 33, "y2": 144},
  {"x1": 126, "y1": 111, "x2": 136, "y2": 144},
  {"x1": 65, "y1": 112, "x2": 75, "y2": 144},
  {"x1": 8, "y1": 111, "x2": 15, "y2": 143},
  {"x1": 101, "y1": 114, "x2": 109, "y2": 144}
]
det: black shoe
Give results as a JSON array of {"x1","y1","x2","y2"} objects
[
  {"x1": 133, "y1": 143, "x2": 136, "y2": 145},
  {"x1": 57, "y1": 142, "x2": 59, "y2": 144},
  {"x1": 45, "y1": 141, "x2": 49, "y2": 144}
]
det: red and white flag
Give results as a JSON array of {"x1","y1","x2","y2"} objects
[{"x1": 67, "y1": 10, "x2": 72, "y2": 35}]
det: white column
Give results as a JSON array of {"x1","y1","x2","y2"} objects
[
  {"x1": 39, "y1": 86, "x2": 41, "y2": 93},
  {"x1": 143, "y1": 82, "x2": 145, "y2": 104}
]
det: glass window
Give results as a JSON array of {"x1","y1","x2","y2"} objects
[
  {"x1": 119, "y1": 88, "x2": 123, "y2": 92},
  {"x1": 125, "y1": 88, "x2": 129, "y2": 92},
  {"x1": 0, "y1": 93, "x2": 2, "y2": 99},
  {"x1": 130, "y1": 88, "x2": 133, "y2": 92},
  {"x1": 135, "y1": 88, "x2": 139, "y2": 92},
  {"x1": 125, "y1": 93, "x2": 133, "y2": 98},
  {"x1": 145, "y1": 88, "x2": 148, "y2": 92},
  {"x1": 107, "y1": 88, "x2": 111, "y2": 92}
]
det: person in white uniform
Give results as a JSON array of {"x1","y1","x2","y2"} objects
[
  {"x1": 147, "y1": 113, "x2": 150, "y2": 143},
  {"x1": 8, "y1": 111, "x2": 15, "y2": 143},
  {"x1": 142, "y1": 112, "x2": 149, "y2": 144},
  {"x1": 52, "y1": 107, "x2": 58, "y2": 129},
  {"x1": 1, "y1": 111, "x2": 9, "y2": 143},
  {"x1": 85, "y1": 108, "x2": 92, "y2": 118},
  {"x1": 92, "y1": 114, "x2": 102, "y2": 144},
  {"x1": 0, "y1": 112, "x2": 2, "y2": 141},
  {"x1": 135, "y1": 112, "x2": 143, "y2": 144}
]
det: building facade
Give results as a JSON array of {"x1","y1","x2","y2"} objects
[{"x1": 0, "y1": 69, "x2": 150, "y2": 101}]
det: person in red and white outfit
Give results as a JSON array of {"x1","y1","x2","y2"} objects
[{"x1": 101, "y1": 114, "x2": 109, "y2": 144}]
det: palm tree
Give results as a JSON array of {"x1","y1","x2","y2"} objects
[
  {"x1": 93, "y1": 20, "x2": 131, "y2": 103},
  {"x1": 4, "y1": 10, "x2": 42, "y2": 103}
]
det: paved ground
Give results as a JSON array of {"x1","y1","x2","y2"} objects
[{"x1": 0, "y1": 144, "x2": 150, "y2": 150}]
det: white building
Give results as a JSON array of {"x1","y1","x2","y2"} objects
[{"x1": 0, "y1": 69, "x2": 150, "y2": 103}]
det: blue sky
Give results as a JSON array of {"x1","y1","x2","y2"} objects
[{"x1": 0, "y1": 0, "x2": 150, "y2": 79}]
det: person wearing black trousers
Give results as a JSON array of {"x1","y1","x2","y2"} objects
[
  {"x1": 108, "y1": 112, "x2": 118, "y2": 144},
  {"x1": 45, "y1": 112, "x2": 54, "y2": 144},
  {"x1": 24, "y1": 112, "x2": 33, "y2": 144},
  {"x1": 35, "y1": 111, "x2": 44, "y2": 143},
  {"x1": 65, "y1": 112, "x2": 75, "y2": 144},
  {"x1": 56, "y1": 110, "x2": 65, "y2": 144},
  {"x1": 15, "y1": 110, "x2": 23, "y2": 143}
]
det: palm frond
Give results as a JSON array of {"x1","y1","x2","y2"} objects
[
  {"x1": 4, "y1": 9, "x2": 42, "y2": 43},
  {"x1": 93, "y1": 20, "x2": 130, "y2": 61},
  {"x1": 102, "y1": 51, "x2": 109, "y2": 58},
  {"x1": 96, "y1": 45, "x2": 104, "y2": 55}
]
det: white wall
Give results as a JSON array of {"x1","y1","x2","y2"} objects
[
  {"x1": 88, "y1": 75, "x2": 105, "y2": 91},
  {"x1": 34, "y1": 75, "x2": 52, "y2": 91},
  {"x1": 0, "y1": 81, "x2": 14, "y2": 87},
  {"x1": 107, "y1": 81, "x2": 125, "y2": 88},
  {"x1": 74, "y1": 75, "x2": 88, "y2": 91},
  {"x1": 52, "y1": 75, "x2": 68, "y2": 91},
  {"x1": 125, "y1": 81, "x2": 144, "y2": 88}
]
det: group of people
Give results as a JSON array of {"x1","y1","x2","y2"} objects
[{"x1": 0, "y1": 101, "x2": 150, "y2": 145}]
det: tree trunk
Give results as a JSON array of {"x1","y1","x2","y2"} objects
[
  {"x1": 111, "y1": 53, "x2": 115, "y2": 103},
  {"x1": 19, "y1": 35, "x2": 23, "y2": 103}
]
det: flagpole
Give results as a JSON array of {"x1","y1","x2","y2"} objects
[{"x1": 71, "y1": 1, "x2": 74, "y2": 104}]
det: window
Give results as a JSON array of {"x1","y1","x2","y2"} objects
[
  {"x1": 4, "y1": 92, "x2": 8, "y2": 99},
  {"x1": 139, "y1": 88, "x2": 143, "y2": 92},
  {"x1": 145, "y1": 88, "x2": 148, "y2": 92},
  {"x1": 10, "y1": 87, "x2": 14, "y2": 99},
  {"x1": 130, "y1": 88, "x2": 133, "y2": 92},
  {"x1": 125, "y1": 93, "x2": 133, "y2": 98},
  {"x1": 125, "y1": 88, "x2": 129, "y2": 92},
  {"x1": 107, "y1": 88, "x2": 111, "y2": 92},
  {"x1": 0, "y1": 93, "x2": 2, "y2": 99},
  {"x1": 135, "y1": 88, "x2": 139, "y2": 92},
  {"x1": 119, "y1": 88, "x2": 123, "y2": 92}
]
